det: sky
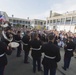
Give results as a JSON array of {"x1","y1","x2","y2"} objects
[{"x1": 0, "y1": 0, "x2": 76, "y2": 20}]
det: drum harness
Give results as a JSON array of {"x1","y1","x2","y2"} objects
[{"x1": 0, "y1": 53, "x2": 5, "y2": 57}]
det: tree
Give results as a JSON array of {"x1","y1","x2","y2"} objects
[{"x1": 16, "y1": 24, "x2": 21, "y2": 27}]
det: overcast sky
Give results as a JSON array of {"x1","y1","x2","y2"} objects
[{"x1": 0, "y1": 0, "x2": 76, "y2": 19}]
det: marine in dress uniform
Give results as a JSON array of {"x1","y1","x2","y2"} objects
[
  {"x1": 41, "y1": 33, "x2": 61, "y2": 75},
  {"x1": 14, "y1": 31, "x2": 22, "y2": 57},
  {"x1": 30, "y1": 33, "x2": 42, "y2": 73},
  {"x1": 1, "y1": 27, "x2": 13, "y2": 46},
  {"x1": 22, "y1": 31, "x2": 30, "y2": 63},
  {"x1": 0, "y1": 41, "x2": 12, "y2": 75},
  {"x1": 41, "y1": 34, "x2": 48, "y2": 44},
  {"x1": 62, "y1": 37, "x2": 75, "y2": 71}
]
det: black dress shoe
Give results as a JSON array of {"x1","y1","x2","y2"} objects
[
  {"x1": 62, "y1": 67, "x2": 66, "y2": 71},
  {"x1": 24, "y1": 61, "x2": 30, "y2": 64},
  {"x1": 16, "y1": 55, "x2": 21, "y2": 57},
  {"x1": 38, "y1": 68, "x2": 43, "y2": 72}
]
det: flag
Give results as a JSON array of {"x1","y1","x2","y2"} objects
[{"x1": 0, "y1": 15, "x2": 5, "y2": 22}]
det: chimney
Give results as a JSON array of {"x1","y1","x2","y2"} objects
[{"x1": 50, "y1": 10, "x2": 52, "y2": 17}]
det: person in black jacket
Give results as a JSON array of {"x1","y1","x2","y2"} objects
[
  {"x1": 30, "y1": 32, "x2": 42, "y2": 73},
  {"x1": 62, "y1": 37, "x2": 75, "y2": 71},
  {"x1": 0, "y1": 41, "x2": 12, "y2": 75},
  {"x1": 1, "y1": 28, "x2": 13, "y2": 46},
  {"x1": 14, "y1": 31, "x2": 22, "y2": 57},
  {"x1": 41, "y1": 33, "x2": 61, "y2": 75},
  {"x1": 22, "y1": 31, "x2": 30, "y2": 63}
]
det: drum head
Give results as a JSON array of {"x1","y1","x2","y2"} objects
[
  {"x1": 9, "y1": 42, "x2": 19, "y2": 48},
  {"x1": 1, "y1": 24, "x2": 8, "y2": 28}
]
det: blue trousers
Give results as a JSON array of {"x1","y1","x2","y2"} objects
[
  {"x1": 64, "y1": 57, "x2": 71, "y2": 70},
  {"x1": 33, "y1": 57, "x2": 41, "y2": 73},
  {"x1": 0, "y1": 66, "x2": 5, "y2": 75},
  {"x1": 43, "y1": 66, "x2": 56, "y2": 75}
]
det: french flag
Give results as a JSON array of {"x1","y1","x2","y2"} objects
[{"x1": 0, "y1": 15, "x2": 5, "y2": 22}]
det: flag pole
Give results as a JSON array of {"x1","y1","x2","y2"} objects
[
  {"x1": 12, "y1": 15, "x2": 14, "y2": 27},
  {"x1": 1, "y1": 12, "x2": 4, "y2": 25}
]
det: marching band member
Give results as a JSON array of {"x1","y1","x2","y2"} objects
[
  {"x1": 41, "y1": 33, "x2": 61, "y2": 75},
  {"x1": 14, "y1": 31, "x2": 22, "y2": 57},
  {"x1": 22, "y1": 31, "x2": 30, "y2": 63},
  {"x1": 73, "y1": 34, "x2": 76, "y2": 57},
  {"x1": 62, "y1": 37, "x2": 75, "y2": 71},
  {"x1": 0, "y1": 40, "x2": 12, "y2": 75},
  {"x1": 1, "y1": 26, "x2": 13, "y2": 46},
  {"x1": 30, "y1": 32, "x2": 42, "y2": 73}
]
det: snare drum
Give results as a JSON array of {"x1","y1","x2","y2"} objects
[{"x1": 8, "y1": 42, "x2": 19, "y2": 48}]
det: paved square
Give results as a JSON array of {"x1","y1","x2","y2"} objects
[{"x1": 5, "y1": 49, "x2": 76, "y2": 75}]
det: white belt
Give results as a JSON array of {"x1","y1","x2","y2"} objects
[
  {"x1": 67, "y1": 49, "x2": 73, "y2": 51},
  {"x1": 32, "y1": 47, "x2": 41, "y2": 50},
  {"x1": 15, "y1": 40, "x2": 21, "y2": 43},
  {"x1": 22, "y1": 42, "x2": 28, "y2": 45},
  {"x1": 32, "y1": 46, "x2": 41, "y2": 50},
  {"x1": 44, "y1": 55, "x2": 56, "y2": 59},
  {"x1": 23, "y1": 43, "x2": 28, "y2": 45},
  {"x1": 0, "y1": 53, "x2": 5, "y2": 57}
]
